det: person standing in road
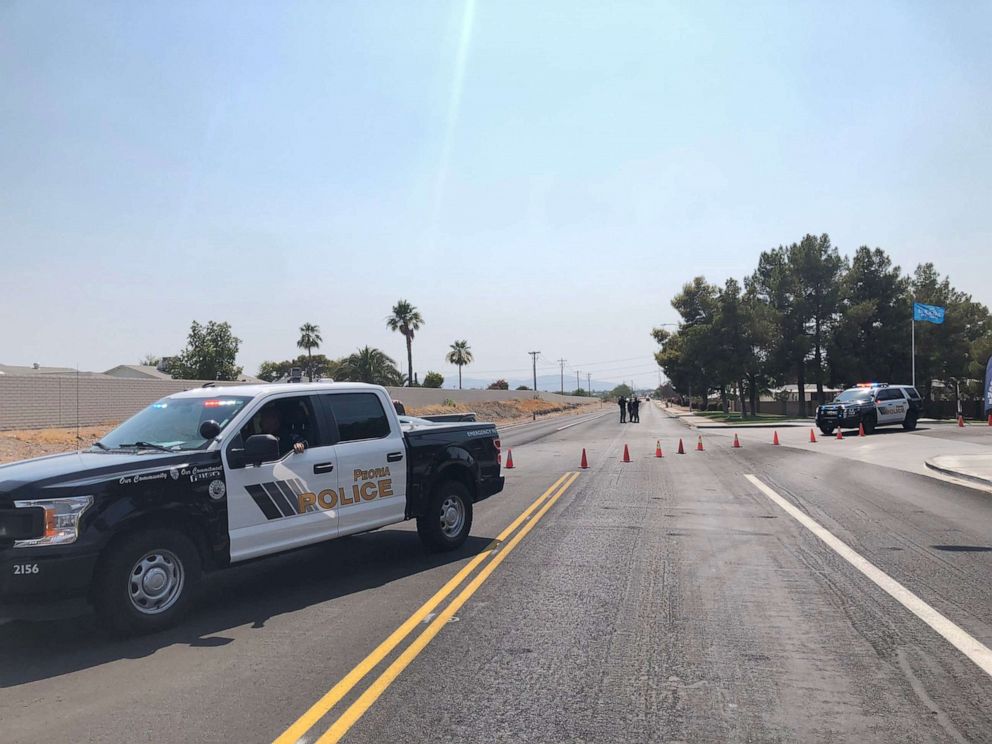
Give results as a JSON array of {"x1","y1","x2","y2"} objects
[
  {"x1": 631, "y1": 397, "x2": 640, "y2": 423},
  {"x1": 627, "y1": 397, "x2": 635, "y2": 423},
  {"x1": 618, "y1": 395, "x2": 627, "y2": 423}
]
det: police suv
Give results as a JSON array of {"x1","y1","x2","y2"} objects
[
  {"x1": 815, "y1": 383, "x2": 923, "y2": 436},
  {"x1": 0, "y1": 383, "x2": 504, "y2": 634}
]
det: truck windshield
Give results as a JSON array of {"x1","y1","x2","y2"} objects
[
  {"x1": 833, "y1": 389, "x2": 873, "y2": 403},
  {"x1": 97, "y1": 396, "x2": 250, "y2": 451}
]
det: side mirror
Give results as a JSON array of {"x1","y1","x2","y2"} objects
[
  {"x1": 244, "y1": 434, "x2": 280, "y2": 466},
  {"x1": 199, "y1": 420, "x2": 222, "y2": 440}
]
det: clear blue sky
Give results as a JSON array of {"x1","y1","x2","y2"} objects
[{"x1": 2, "y1": 1, "x2": 990, "y2": 389}]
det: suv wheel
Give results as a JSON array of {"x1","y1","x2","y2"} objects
[
  {"x1": 903, "y1": 411, "x2": 918, "y2": 431},
  {"x1": 417, "y1": 480, "x2": 473, "y2": 552},
  {"x1": 862, "y1": 414, "x2": 877, "y2": 435},
  {"x1": 93, "y1": 528, "x2": 202, "y2": 636},
  {"x1": 819, "y1": 424, "x2": 835, "y2": 436}
]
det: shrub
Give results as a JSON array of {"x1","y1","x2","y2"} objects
[
  {"x1": 487, "y1": 379, "x2": 509, "y2": 390},
  {"x1": 423, "y1": 371, "x2": 444, "y2": 388}
]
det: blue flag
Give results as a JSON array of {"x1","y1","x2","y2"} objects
[
  {"x1": 913, "y1": 302, "x2": 945, "y2": 324},
  {"x1": 985, "y1": 355, "x2": 992, "y2": 415}
]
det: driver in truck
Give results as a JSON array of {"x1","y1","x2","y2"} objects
[{"x1": 257, "y1": 403, "x2": 307, "y2": 456}]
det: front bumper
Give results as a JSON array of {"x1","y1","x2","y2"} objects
[
  {"x1": 0, "y1": 546, "x2": 99, "y2": 619},
  {"x1": 817, "y1": 408, "x2": 867, "y2": 428}
]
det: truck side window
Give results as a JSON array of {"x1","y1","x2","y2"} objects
[
  {"x1": 239, "y1": 396, "x2": 320, "y2": 459},
  {"x1": 326, "y1": 393, "x2": 391, "y2": 442}
]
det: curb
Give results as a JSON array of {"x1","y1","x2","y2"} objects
[{"x1": 924, "y1": 460, "x2": 992, "y2": 488}]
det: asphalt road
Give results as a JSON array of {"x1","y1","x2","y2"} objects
[{"x1": 4, "y1": 402, "x2": 992, "y2": 743}]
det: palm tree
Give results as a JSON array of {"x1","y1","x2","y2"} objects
[
  {"x1": 386, "y1": 300, "x2": 424, "y2": 386},
  {"x1": 445, "y1": 340, "x2": 474, "y2": 389},
  {"x1": 297, "y1": 323, "x2": 322, "y2": 381},
  {"x1": 338, "y1": 347, "x2": 404, "y2": 386}
]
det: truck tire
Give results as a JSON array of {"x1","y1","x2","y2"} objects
[
  {"x1": 93, "y1": 528, "x2": 202, "y2": 636},
  {"x1": 417, "y1": 480, "x2": 473, "y2": 553},
  {"x1": 903, "y1": 411, "x2": 918, "y2": 431},
  {"x1": 819, "y1": 424, "x2": 835, "y2": 436}
]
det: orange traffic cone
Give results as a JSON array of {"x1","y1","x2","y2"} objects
[
  {"x1": 505, "y1": 449, "x2": 514, "y2": 469},
  {"x1": 677, "y1": 438, "x2": 686, "y2": 454},
  {"x1": 622, "y1": 444, "x2": 631, "y2": 462},
  {"x1": 809, "y1": 428, "x2": 817, "y2": 443},
  {"x1": 988, "y1": 413, "x2": 992, "y2": 427},
  {"x1": 836, "y1": 427, "x2": 844, "y2": 440},
  {"x1": 696, "y1": 435, "x2": 704, "y2": 451},
  {"x1": 580, "y1": 448, "x2": 589, "y2": 469},
  {"x1": 655, "y1": 440, "x2": 663, "y2": 458},
  {"x1": 958, "y1": 414, "x2": 965, "y2": 427},
  {"x1": 772, "y1": 431, "x2": 780, "y2": 446},
  {"x1": 732, "y1": 433, "x2": 741, "y2": 448},
  {"x1": 858, "y1": 422, "x2": 866, "y2": 437}
]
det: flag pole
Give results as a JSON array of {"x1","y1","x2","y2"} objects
[{"x1": 912, "y1": 305, "x2": 916, "y2": 389}]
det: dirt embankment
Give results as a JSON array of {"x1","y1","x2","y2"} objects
[{"x1": 0, "y1": 399, "x2": 603, "y2": 465}]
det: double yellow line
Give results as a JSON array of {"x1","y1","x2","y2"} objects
[{"x1": 273, "y1": 470, "x2": 581, "y2": 744}]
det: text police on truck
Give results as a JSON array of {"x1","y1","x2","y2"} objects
[
  {"x1": 0, "y1": 383, "x2": 505, "y2": 634},
  {"x1": 815, "y1": 382, "x2": 923, "y2": 436}
]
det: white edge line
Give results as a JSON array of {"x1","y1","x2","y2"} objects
[
  {"x1": 556, "y1": 411, "x2": 613, "y2": 432},
  {"x1": 743, "y1": 473, "x2": 992, "y2": 678}
]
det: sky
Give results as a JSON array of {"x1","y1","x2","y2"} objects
[{"x1": 2, "y1": 1, "x2": 990, "y2": 390}]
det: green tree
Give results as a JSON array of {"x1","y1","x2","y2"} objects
[
  {"x1": 515, "y1": 385, "x2": 530, "y2": 390},
  {"x1": 257, "y1": 354, "x2": 338, "y2": 383},
  {"x1": 423, "y1": 371, "x2": 444, "y2": 388},
  {"x1": 172, "y1": 321, "x2": 242, "y2": 381},
  {"x1": 386, "y1": 300, "x2": 424, "y2": 386},
  {"x1": 487, "y1": 379, "x2": 509, "y2": 390},
  {"x1": 790, "y1": 234, "x2": 845, "y2": 402},
  {"x1": 337, "y1": 347, "x2": 404, "y2": 386},
  {"x1": 138, "y1": 354, "x2": 161, "y2": 367},
  {"x1": 445, "y1": 340, "x2": 474, "y2": 389},
  {"x1": 608, "y1": 384, "x2": 633, "y2": 399},
  {"x1": 296, "y1": 323, "x2": 322, "y2": 382},
  {"x1": 827, "y1": 247, "x2": 909, "y2": 387}
]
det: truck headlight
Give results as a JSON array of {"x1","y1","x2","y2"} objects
[{"x1": 12, "y1": 495, "x2": 93, "y2": 547}]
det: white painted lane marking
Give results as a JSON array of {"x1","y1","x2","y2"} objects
[
  {"x1": 744, "y1": 473, "x2": 992, "y2": 678},
  {"x1": 556, "y1": 411, "x2": 613, "y2": 432}
]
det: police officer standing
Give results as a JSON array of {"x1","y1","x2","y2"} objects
[
  {"x1": 631, "y1": 396, "x2": 640, "y2": 423},
  {"x1": 618, "y1": 395, "x2": 627, "y2": 423}
]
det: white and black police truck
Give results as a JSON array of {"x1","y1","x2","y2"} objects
[
  {"x1": 815, "y1": 382, "x2": 924, "y2": 436},
  {"x1": 0, "y1": 383, "x2": 504, "y2": 634}
]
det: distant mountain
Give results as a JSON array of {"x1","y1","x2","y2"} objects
[{"x1": 451, "y1": 374, "x2": 619, "y2": 393}]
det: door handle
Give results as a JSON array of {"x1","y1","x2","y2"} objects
[
  {"x1": 313, "y1": 462, "x2": 335, "y2": 474},
  {"x1": 387, "y1": 452, "x2": 404, "y2": 462}
]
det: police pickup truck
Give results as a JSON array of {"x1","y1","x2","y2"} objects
[
  {"x1": 815, "y1": 383, "x2": 923, "y2": 436},
  {"x1": 0, "y1": 383, "x2": 504, "y2": 634}
]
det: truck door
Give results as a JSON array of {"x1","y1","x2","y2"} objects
[
  {"x1": 319, "y1": 391, "x2": 407, "y2": 536},
  {"x1": 876, "y1": 388, "x2": 906, "y2": 423},
  {"x1": 223, "y1": 394, "x2": 339, "y2": 562}
]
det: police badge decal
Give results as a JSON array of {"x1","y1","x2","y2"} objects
[{"x1": 208, "y1": 479, "x2": 226, "y2": 500}]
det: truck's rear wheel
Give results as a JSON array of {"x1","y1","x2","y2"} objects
[
  {"x1": 417, "y1": 480, "x2": 473, "y2": 552},
  {"x1": 94, "y1": 528, "x2": 201, "y2": 635}
]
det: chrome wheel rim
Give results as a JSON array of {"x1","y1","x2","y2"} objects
[
  {"x1": 439, "y1": 495, "x2": 465, "y2": 538},
  {"x1": 128, "y1": 549, "x2": 185, "y2": 615}
]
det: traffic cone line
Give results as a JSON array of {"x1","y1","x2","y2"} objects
[
  {"x1": 622, "y1": 444, "x2": 631, "y2": 463},
  {"x1": 696, "y1": 435, "x2": 704, "y2": 452},
  {"x1": 677, "y1": 438, "x2": 685, "y2": 455},
  {"x1": 732, "y1": 433, "x2": 741, "y2": 448},
  {"x1": 505, "y1": 449, "x2": 514, "y2": 469},
  {"x1": 958, "y1": 414, "x2": 965, "y2": 428},
  {"x1": 809, "y1": 428, "x2": 817, "y2": 443},
  {"x1": 988, "y1": 413, "x2": 992, "y2": 427},
  {"x1": 858, "y1": 422, "x2": 866, "y2": 437},
  {"x1": 580, "y1": 448, "x2": 589, "y2": 469},
  {"x1": 836, "y1": 427, "x2": 844, "y2": 440},
  {"x1": 655, "y1": 440, "x2": 663, "y2": 458},
  {"x1": 772, "y1": 431, "x2": 780, "y2": 446}
]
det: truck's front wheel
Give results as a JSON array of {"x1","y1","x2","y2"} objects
[
  {"x1": 417, "y1": 481, "x2": 473, "y2": 552},
  {"x1": 93, "y1": 528, "x2": 202, "y2": 635}
]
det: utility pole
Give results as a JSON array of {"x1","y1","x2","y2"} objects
[
  {"x1": 587, "y1": 372, "x2": 591, "y2": 395},
  {"x1": 528, "y1": 351, "x2": 540, "y2": 391},
  {"x1": 576, "y1": 370, "x2": 580, "y2": 393},
  {"x1": 558, "y1": 358, "x2": 566, "y2": 395}
]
